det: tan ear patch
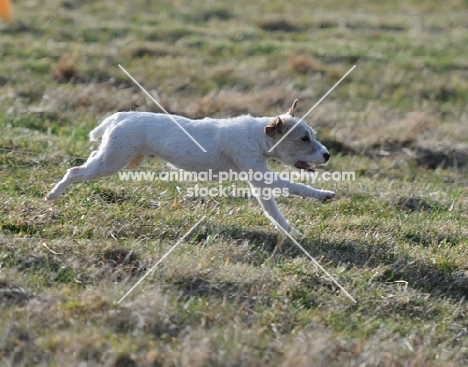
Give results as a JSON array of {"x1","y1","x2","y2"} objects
[
  {"x1": 288, "y1": 99, "x2": 298, "y2": 116},
  {"x1": 265, "y1": 117, "x2": 284, "y2": 137}
]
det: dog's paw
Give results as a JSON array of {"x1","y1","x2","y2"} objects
[
  {"x1": 44, "y1": 191, "x2": 59, "y2": 201},
  {"x1": 319, "y1": 190, "x2": 335, "y2": 201}
]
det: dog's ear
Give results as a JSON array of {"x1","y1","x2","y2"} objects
[
  {"x1": 265, "y1": 117, "x2": 284, "y2": 137},
  {"x1": 288, "y1": 99, "x2": 298, "y2": 116}
]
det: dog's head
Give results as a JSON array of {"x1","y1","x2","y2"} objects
[{"x1": 265, "y1": 99, "x2": 330, "y2": 172}]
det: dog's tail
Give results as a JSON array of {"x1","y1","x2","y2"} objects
[{"x1": 89, "y1": 113, "x2": 122, "y2": 141}]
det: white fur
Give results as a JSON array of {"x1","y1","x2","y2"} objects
[{"x1": 46, "y1": 102, "x2": 334, "y2": 247}]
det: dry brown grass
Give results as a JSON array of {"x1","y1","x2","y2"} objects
[
  {"x1": 288, "y1": 53, "x2": 322, "y2": 74},
  {"x1": 52, "y1": 53, "x2": 76, "y2": 83},
  {"x1": 350, "y1": 111, "x2": 435, "y2": 151}
]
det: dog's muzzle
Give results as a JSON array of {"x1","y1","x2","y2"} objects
[{"x1": 294, "y1": 161, "x2": 315, "y2": 172}]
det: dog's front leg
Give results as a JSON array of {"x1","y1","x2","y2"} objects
[
  {"x1": 248, "y1": 180, "x2": 295, "y2": 258},
  {"x1": 255, "y1": 192, "x2": 290, "y2": 257},
  {"x1": 250, "y1": 171, "x2": 334, "y2": 201},
  {"x1": 251, "y1": 187, "x2": 292, "y2": 233},
  {"x1": 282, "y1": 180, "x2": 335, "y2": 200}
]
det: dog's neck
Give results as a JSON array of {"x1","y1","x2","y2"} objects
[{"x1": 262, "y1": 139, "x2": 278, "y2": 158}]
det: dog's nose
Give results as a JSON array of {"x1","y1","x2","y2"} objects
[{"x1": 323, "y1": 152, "x2": 331, "y2": 161}]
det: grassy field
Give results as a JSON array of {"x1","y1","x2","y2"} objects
[{"x1": 1, "y1": 0, "x2": 468, "y2": 366}]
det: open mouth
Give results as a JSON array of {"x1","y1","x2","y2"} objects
[{"x1": 294, "y1": 161, "x2": 315, "y2": 172}]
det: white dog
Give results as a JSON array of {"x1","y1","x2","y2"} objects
[{"x1": 46, "y1": 100, "x2": 334, "y2": 253}]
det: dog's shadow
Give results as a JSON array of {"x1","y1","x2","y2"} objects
[{"x1": 203, "y1": 224, "x2": 468, "y2": 301}]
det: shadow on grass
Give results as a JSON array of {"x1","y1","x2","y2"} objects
[
  {"x1": 173, "y1": 276, "x2": 253, "y2": 300},
  {"x1": 213, "y1": 224, "x2": 468, "y2": 301}
]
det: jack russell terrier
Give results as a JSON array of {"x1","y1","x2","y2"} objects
[{"x1": 46, "y1": 100, "x2": 334, "y2": 255}]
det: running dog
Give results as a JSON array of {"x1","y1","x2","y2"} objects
[{"x1": 46, "y1": 100, "x2": 334, "y2": 254}]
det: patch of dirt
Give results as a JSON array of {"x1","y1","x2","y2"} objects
[
  {"x1": 256, "y1": 18, "x2": 300, "y2": 32},
  {"x1": 100, "y1": 247, "x2": 138, "y2": 266},
  {"x1": 94, "y1": 189, "x2": 128, "y2": 204},
  {"x1": 94, "y1": 247, "x2": 142, "y2": 282},
  {"x1": 114, "y1": 355, "x2": 138, "y2": 367},
  {"x1": 53, "y1": 53, "x2": 76, "y2": 83}
]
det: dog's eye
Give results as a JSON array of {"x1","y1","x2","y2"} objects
[{"x1": 301, "y1": 136, "x2": 310, "y2": 142}]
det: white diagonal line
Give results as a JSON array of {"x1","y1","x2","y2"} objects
[
  {"x1": 118, "y1": 64, "x2": 207, "y2": 153},
  {"x1": 269, "y1": 65, "x2": 356, "y2": 152},
  {"x1": 269, "y1": 217, "x2": 356, "y2": 303},
  {"x1": 117, "y1": 216, "x2": 206, "y2": 304}
]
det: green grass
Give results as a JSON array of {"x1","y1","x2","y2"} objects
[{"x1": 1, "y1": 0, "x2": 468, "y2": 366}]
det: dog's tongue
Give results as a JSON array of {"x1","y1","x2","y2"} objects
[{"x1": 294, "y1": 161, "x2": 314, "y2": 172}]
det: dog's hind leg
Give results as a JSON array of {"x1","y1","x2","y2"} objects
[{"x1": 45, "y1": 150, "x2": 134, "y2": 200}]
